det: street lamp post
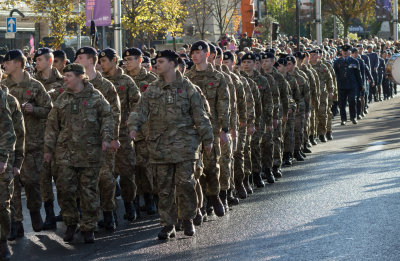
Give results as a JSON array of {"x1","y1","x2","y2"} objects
[
  {"x1": 394, "y1": 0, "x2": 398, "y2": 41},
  {"x1": 114, "y1": 0, "x2": 122, "y2": 57},
  {"x1": 315, "y1": 0, "x2": 322, "y2": 45}
]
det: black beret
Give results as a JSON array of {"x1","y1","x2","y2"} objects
[
  {"x1": 178, "y1": 57, "x2": 185, "y2": 66},
  {"x1": 356, "y1": 44, "x2": 363, "y2": 48},
  {"x1": 241, "y1": 52, "x2": 256, "y2": 61},
  {"x1": 63, "y1": 63, "x2": 85, "y2": 74},
  {"x1": 286, "y1": 56, "x2": 296, "y2": 64},
  {"x1": 308, "y1": 49, "x2": 318, "y2": 54},
  {"x1": 278, "y1": 53, "x2": 288, "y2": 59},
  {"x1": 190, "y1": 41, "x2": 209, "y2": 53},
  {"x1": 273, "y1": 62, "x2": 280, "y2": 68},
  {"x1": 4, "y1": 49, "x2": 23, "y2": 62},
  {"x1": 341, "y1": 44, "x2": 352, "y2": 51},
  {"x1": 184, "y1": 59, "x2": 194, "y2": 70},
  {"x1": 351, "y1": 48, "x2": 358, "y2": 53},
  {"x1": 265, "y1": 48, "x2": 275, "y2": 54},
  {"x1": 34, "y1": 47, "x2": 53, "y2": 60},
  {"x1": 261, "y1": 52, "x2": 275, "y2": 59},
  {"x1": 53, "y1": 50, "x2": 67, "y2": 60},
  {"x1": 293, "y1": 51, "x2": 304, "y2": 59},
  {"x1": 208, "y1": 43, "x2": 216, "y2": 54},
  {"x1": 151, "y1": 58, "x2": 157, "y2": 66},
  {"x1": 98, "y1": 48, "x2": 117, "y2": 60},
  {"x1": 223, "y1": 51, "x2": 234, "y2": 61},
  {"x1": 122, "y1": 48, "x2": 142, "y2": 59},
  {"x1": 143, "y1": 51, "x2": 151, "y2": 58},
  {"x1": 317, "y1": 49, "x2": 323, "y2": 54},
  {"x1": 277, "y1": 58, "x2": 288, "y2": 66},
  {"x1": 216, "y1": 47, "x2": 223, "y2": 56},
  {"x1": 180, "y1": 53, "x2": 189, "y2": 59},
  {"x1": 156, "y1": 50, "x2": 180, "y2": 60},
  {"x1": 142, "y1": 56, "x2": 150, "y2": 64},
  {"x1": 75, "y1": 47, "x2": 97, "y2": 58},
  {"x1": 254, "y1": 53, "x2": 261, "y2": 61}
]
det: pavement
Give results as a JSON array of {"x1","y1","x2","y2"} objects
[{"x1": 11, "y1": 95, "x2": 400, "y2": 261}]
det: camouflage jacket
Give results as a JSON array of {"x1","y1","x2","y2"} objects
[
  {"x1": 44, "y1": 81, "x2": 114, "y2": 167},
  {"x1": 186, "y1": 64, "x2": 230, "y2": 134},
  {"x1": 322, "y1": 59, "x2": 338, "y2": 101},
  {"x1": 3, "y1": 71, "x2": 52, "y2": 152},
  {"x1": 235, "y1": 71, "x2": 255, "y2": 127},
  {"x1": 1, "y1": 85, "x2": 25, "y2": 169},
  {"x1": 0, "y1": 88, "x2": 16, "y2": 164},
  {"x1": 294, "y1": 68, "x2": 311, "y2": 113},
  {"x1": 239, "y1": 71, "x2": 262, "y2": 128},
  {"x1": 90, "y1": 71, "x2": 121, "y2": 140},
  {"x1": 269, "y1": 68, "x2": 290, "y2": 119},
  {"x1": 216, "y1": 64, "x2": 237, "y2": 131},
  {"x1": 103, "y1": 67, "x2": 140, "y2": 141},
  {"x1": 311, "y1": 61, "x2": 333, "y2": 98},
  {"x1": 300, "y1": 64, "x2": 319, "y2": 110},
  {"x1": 35, "y1": 67, "x2": 65, "y2": 101},
  {"x1": 128, "y1": 72, "x2": 214, "y2": 164},
  {"x1": 222, "y1": 66, "x2": 247, "y2": 128},
  {"x1": 285, "y1": 74, "x2": 302, "y2": 111},
  {"x1": 261, "y1": 68, "x2": 281, "y2": 120}
]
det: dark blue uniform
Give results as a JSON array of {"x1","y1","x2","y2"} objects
[
  {"x1": 356, "y1": 56, "x2": 366, "y2": 117},
  {"x1": 367, "y1": 51, "x2": 379, "y2": 101},
  {"x1": 334, "y1": 56, "x2": 363, "y2": 122},
  {"x1": 377, "y1": 57, "x2": 385, "y2": 101}
]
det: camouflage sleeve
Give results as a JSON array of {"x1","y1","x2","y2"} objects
[
  {"x1": 235, "y1": 79, "x2": 247, "y2": 126},
  {"x1": 329, "y1": 64, "x2": 338, "y2": 101},
  {"x1": 243, "y1": 79, "x2": 255, "y2": 126},
  {"x1": 217, "y1": 75, "x2": 230, "y2": 131},
  {"x1": 188, "y1": 83, "x2": 214, "y2": 146},
  {"x1": 227, "y1": 78, "x2": 237, "y2": 131},
  {"x1": 98, "y1": 95, "x2": 115, "y2": 143},
  {"x1": 279, "y1": 77, "x2": 290, "y2": 117},
  {"x1": 194, "y1": 85, "x2": 210, "y2": 116},
  {"x1": 303, "y1": 77, "x2": 311, "y2": 113},
  {"x1": 32, "y1": 82, "x2": 52, "y2": 119},
  {"x1": 128, "y1": 79, "x2": 141, "y2": 112},
  {"x1": 306, "y1": 70, "x2": 318, "y2": 109},
  {"x1": 0, "y1": 91, "x2": 16, "y2": 163},
  {"x1": 127, "y1": 89, "x2": 150, "y2": 133},
  {"x1": 9, "y1": 95, "x2": 25, "y2": 169},
  {"x1": 323, "y1": 65, "x2": 334, "y2": 94},
  {"x1": 268, "y1": 76, "x2": 280, "y2": 120},
  {"x1": 312, "y1": 69, "x2": 321, "y2": 106},
  {"x1": 106, "y1": 82, "x2": 121, "y2": 140},
  {"x1": 250, "y1": 80, "x2": 262, "y2": 128},
  {"x1": 261, "y1": 78, "x2": 273, "y2": 128},
  {"x1": 291, "y1": 79, "x2": 302, "y2": 107},
  {"x1": 44, "y1": 104, "x2": 60, "y2": 155}
]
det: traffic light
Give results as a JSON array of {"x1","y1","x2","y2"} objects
[{"x1": 272, "y1": 22, "x2": 279, "y2": 40}]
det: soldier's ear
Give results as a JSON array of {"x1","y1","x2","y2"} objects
[{"x1": 206, "y1": 52, "x2": 210, "y2": 58}]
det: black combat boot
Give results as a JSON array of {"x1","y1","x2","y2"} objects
[
  {"x1": 123, "y1": 201, "x2": 137, "y2": 221},
  {"x1": 227, "y1": 189, "x2": 239, "y2": 206},
  {"x1": 200, "y1": 205, "x2": 208, "y2": 222},
  {"x1": 63, "y1": 225, "x2": 77, "y2": 242},
  {"x1": 103, "y1": 211, "x2": 116, "y2": 231},
  {"x1": 209, "y1": 195, "x2": 225, "y2": 217},
  {"x1": 158, "y1": 225, "x2": 176, "y2": 240},
  {"x1": 303, "y1": 141, "x2": 312, "y2": 153},
  {"x1": 175, "y1": 219, "x2": 183, "y2": 231},
  {"x1": 326, "y1": 131, "x2": 333, "y2": 140},
  {"x1": 30, "y1": 210, "x2": 43, "y2": 232},
  {"x1": 272, "y1": 166, "x2": 282, "y2": 178},
  {"x1": 310, "y1": 135, "x2": 318, "y2": 145},
  {"x1": 294, "y1": 151, "x2": 305, "y2": 161},
  {"x1": 0, "y1": 240, "x2": 10, "y2": 261},
  {"x1": 264, "y1": 168, "x2": 275, "y2": 184},
  {"x1": 243, "y1": 175, "x2": 253, "y2": 194},
  {"x1": 16, "y1": 221, "x2": 24, "y2": 238},
  {"x1": 43, "y1": 201, "x2": 57, "y2": 230},
  {"x1": 206, "y1": 197, "x2": 214, "y2": 216},
  {"x1": 193, "y1": 209, "x2": 203, "y2": 226},
  {"x1": 253, "y1": 172, "x2": 265, "y2": 188},
  {"x1": 283, "y1": 152, "x2": 292, "y2": 166},
  {"x1": 300, "y1": 150, "x2": 307, "y2": 158},
  {"x1": 183, "y1": 220, "x2": 195, "y2": 236},
  {"x1": 319, "y1": 134, "x2": 327, "y2": 142},
  {"x1": 143, "y1": 193, "x2": 157, "y2": 215},
  {"x1": 7, "y1": 217, "x2": 17, "y2": 241},
  {"x1": 83, "y1": 230, "x2": 95, "y2": 243},
  {"x1": 219, "y1": 190, "x2": 229, "y2": 212},
  {"x1": 235, "y1": 182, "x2": 247, "y2": 199},
  {"x1": 55, "y1": 213, "x2": 63, "y2": 222}
]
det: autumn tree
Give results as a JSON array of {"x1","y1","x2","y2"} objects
[
  {"x1": 322, "y1": 0, "x2": 376, "y2": 37},
  {"x1": 265, "y1": 0, "x2": 296, "y2": 36},
  {"x1": 186, "y1": 0, "x2": 213, "y2": 40},
  {"x1": 211, "y1": 0, "x2": 241, "y2": 37}
]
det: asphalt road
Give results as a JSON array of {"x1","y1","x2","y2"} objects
[{"x1": 12, "y1": 95, "x2": 400, "y2": 261}]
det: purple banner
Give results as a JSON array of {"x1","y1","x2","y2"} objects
[
  {"x1": 376, "y1": 0, "x2": 392, "y2": 21},
  {"x1": 85, "y1": 0, "x2": 111, "y2": 27}
]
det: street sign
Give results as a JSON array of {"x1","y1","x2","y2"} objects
[
  {"x1": 6, "y1": 17, "x2": 16, "y2": 33},
  {"x1": 5, "y1": 32, "x2": 15, "y2": 39}
]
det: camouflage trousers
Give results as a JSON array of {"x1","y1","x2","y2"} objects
[
  {"x1": 284, "y1": 110, "x2": 296, "y2": 153},
  {"x1": 98, "y1": 151, "x2": 116, "y2": 211},
  {"x1": 273, "y1": 120, "x2": 284, "y2": 167},
  {"x1": 327, "y1": 97, "x2": 334, "y2": 132},
  {"x1": 11, "y1": 175, "x2": 22, "y2": 222},
  {"x1": 233, "y1": 126, "x2": 247, "y2": 187},
  {"x1": 195, "y1": 154, "x2": 204, "y2": 209},
  {"x1": 40, "y1": 157, "x2": 58, "y2": 203},
  {"x1": 20, "y1": 150, "x2": 42, "y2": 213},
  {"x1": 261, "y1": 128, "x2": 274, "y2": 169},
  {"x1": 309, "y1": 107, "x2": 317, "y2": 138},
  {"x1": 2, "y1": 157, "x2": 14, "y2": 241},
  {"x1": 219, "y1": 134, "x2": 232, "y2": 191},
  {"x1": 115, "y1": 140, "x2": 137, "y2": 202},
  {"x1": 152, "y1": 160, "x2": 197, "y2": 226},
  {"x1": 317, "y1": 94, "x2": 329, "y2": 136},
  {"x1": 303, "y1": 113, "x2": 311, "y2": 143},
  {"x1": 251, "y1": 126, "x2": 264, "y2": 174},
  {"x1": 294, "y1": 110, "x2": 306, "y2": 151},
  {"x1": 135, "y1": 140, "x2": 153, "y2": 195},
  {"x1": 56, "y1": 166, "x2": 100, "y2": 231},
  {"x1": 244, "y1": 134, "x2": 252, "y2": 176},
  {"x1": 202, "y1": 137, "x2": 221, "y2": 196}
]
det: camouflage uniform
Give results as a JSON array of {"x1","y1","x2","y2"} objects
[
  {"x1": 127, "y1": 72, "x2": 213, "y2": 226},
  {"x1": 260, "y1": 69, "x2": 280, "y2": 170},
  {"x1": 0, "y1": 88, "x2": 16, "y2": 241},
  {"x1": 322, "y1": 59, "x2": 338, "y2": 133},
  {"x1": 35, "y1": 67, "x2": 64, "y2": 204},
  {"x1": 307, "y1": 64, "x2": 321, "y2": 138},
  {"x1": 1, "y1": 86, "x2": 25, "y2": 224},
  {"x1": 311, "y1": 61, "x2": 333, "y2": 136},
  {"x1": 90, "y1": 72, "x2": 121, "y2": 212},
  {"x1": 127, "y1": 67, "x2": 157, "y2": 195},
  {"x1": 44, "y1": 81, "x2": 114, "y2": 231},
  {"x1": 293, "y1": 68, "x2": 310, "y2": 152},
  {"x1": 3, "y1": 72, "x2": 52, "y2": 215},
  {"x1": 186, "y1": 64, "x2": 230, "y2": 196},
  {"x1": 284, "y1": 74, "x2": 301, "y2": 154}
]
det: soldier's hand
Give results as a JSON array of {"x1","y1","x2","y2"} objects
[
  {"x1": 230, "y1": 129, "x2": 237, "y2": 140},
  {"x1": 205, "y1": 143, "x2": 213, "y2": 154},
  {"x1": 13, "y1": 167, "x2": 20, "y2": 177},
  {"x1": 0, "y1": 162, "x2": 5, "y2": 174},
  {"x1": 102, "y1": 141, "x2": 110, "y2": 152},
  {"x1": 110, "y1": 140, "x2": 121, "y2": 152},
  {"x1": 248, "y1": 125, "x2": 256, "y2": 136},
  {"x1": 239, "y1": 121, "x2": 246, "y2": 128},
  {"x1": 220, "y1": 131, "x2": 229, "y2": 145},
  {"x1": 24, "y1": 103, "x2": 34, "y2": 113},
  {"x1": 44, "y1": 153, "x2": 52, "y2": 163},
  {"x1": 273, "y1": 119, "x2": 278, "y2": 129},
  {"x1": 129, "y1": 130, "x2": 137, "y2": 140}
]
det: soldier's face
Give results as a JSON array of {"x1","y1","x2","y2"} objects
[
  {"x1": 99, "y1": 57, "x2": 115, "y2": 74},
  {"x1": 207, "y1": 53, "x2": 216, "y2": 63},
  {"x1": 35, "y1": 56, "x2": 52, "y2": 72},
  {"x1": 53, "y1": 58, "x2": 66, "y2": 73},
  {"x1": 155, "y1": 57, "x2": 173, "y2": 75},
  {"x1": 310, "y1": 53, "x2": 318, "y2": 63},
  {"x1": 255, "y1": 60, "x2": 261, "y2": 71},
  {"x1": 4, "y1": 60, "x2": 19, "y2": 75},
  {"x1": 191, "y1": 50, "x2": 208, "y2": 65},
  {"x1": 277, "y1": 64, "x2": 286, "y2": 74},
  {"x1": 64, "y1": 72, "x2": 82, "y2": 90},
  {"x1": 241, "y1": 60, "x2": 255, "y2": 72},
  {"x1": 261, "y1": 58, "x2": 274, "y2": 70},
  {"x1": 215, "y1": 56, "x2": 222, "y2": 66},
  {"x1": 287, "y1": 61, "x2": 295, "y2": 72},
  {"x1": 222, "y1": 59, "x2": 233, "y2": 69},
  {"x1": 75, "y1": 54, "x2": 92, "y2": 68},
  {"x1": 124, "y1": 56, "x2": 141, "y2": 72}
]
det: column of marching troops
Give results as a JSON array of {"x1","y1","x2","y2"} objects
[{"x1": 0, "y1": 37, "x2": 397, "y2": 260}]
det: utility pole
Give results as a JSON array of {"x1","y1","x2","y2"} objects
[
  {"x1": 114, "y1": 0, "x2": 122, "y2": 57},
  {"x1": 315, "y1": 0, "x2": 322, "y2": 45},
  {"x1": 333, "y1": 16, "x2": 338, "y2": 39},
  {"x1": 77, "y1": 1, "x2": 81, "y2": 49},
  {"x1": 394, "y1": 0, "x2": 398, "y2": 41},
  {"x1": 296, "y1": 0, "x2": 300, "y2": 50}
]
